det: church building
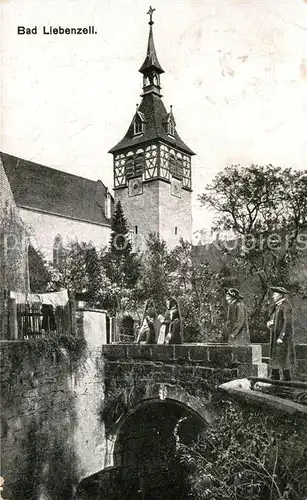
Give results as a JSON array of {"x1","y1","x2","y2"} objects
[
  {"x1": 109, "y1": 7, "x2": 195, "y2": 250},
  {"x1": 0, "y1": 152, "x2": 113, "y2": 264}
]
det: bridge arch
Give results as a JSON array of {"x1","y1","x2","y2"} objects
[
  {"x1": 101, "y1": 394, "x2": 212, "y2": 499},
  {"x1": 105, "y1": 383, "x2": 215, "y2": 469}
]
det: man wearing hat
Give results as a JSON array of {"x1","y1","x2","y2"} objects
[
  {"x1": 225, "y1": 288, "x2": 250, "y2": 346},
  {"x1": 267, "y1": 286, "x2": 296, "y2": 381}
]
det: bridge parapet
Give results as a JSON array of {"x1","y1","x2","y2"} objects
[{"x1": 101, "y1": 343, "x2": 267, "y2": 378}]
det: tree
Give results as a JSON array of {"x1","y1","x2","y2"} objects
[
  {"x1": 57, "y1": 241, "x2": 90, "y2": 296},
  {"x1": 103, "y1": 201, "x2": 141, "y2": 318},
  {"x1": 55, "y1": 240, "x2": 115, "y2": 309},
  {"x1": 138, "y1": 235, "x2": 225, "y2": 342},
  {"x1": 28, "y1": 245, "x2": 51, "y2": 293},
  {"x1": 169, "y1": 239, "x2": 226, "y2": 342},
  {"x1": 138, "y1": 232, "x2": 173, "y2": 312},
  {"x1": 84, "y1": 246, "x2": 104, "y2": 306},
  {"x1": 199, "y1": 164, "x2": 307, "y2": 337}
]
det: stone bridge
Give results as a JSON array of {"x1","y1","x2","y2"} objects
[
  {"x1": 2, "y1": 330, "x2": 307, "y2": 500},
  {"x1": 100, "y1": 343, "x2": 267, "y2": 469}
]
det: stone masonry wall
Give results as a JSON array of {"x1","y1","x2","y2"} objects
[
  {"x1": 0, "y1": 339, "x2": 106, "y2": 500},
  {"x1": 115, "y1": 179, "x2": 192, "y2": 251},
  {"x1": 115, "y1": 181, "x2": 160, "y2": 251},
  {"x1": 158, "y1": 182, "x2": 192, "y2": 248}
]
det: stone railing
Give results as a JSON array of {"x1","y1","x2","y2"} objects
[{"x1": 101, "y1": 343, "x2": 267, "y2": 378}]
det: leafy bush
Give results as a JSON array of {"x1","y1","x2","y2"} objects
[
  {"x1": 179, "y1": 400, "x2": 307, "y2": 500},
  {"x1": 199, "y1": 165, "x2": 307, "y2": 338},
  {"x1": 137, "y1": 235, "x2": 226, "y2": 342}
]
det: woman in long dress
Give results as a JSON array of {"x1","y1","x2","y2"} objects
[
  {"x1": 157, "y1": 298, "x2": 170, "y2": 344},
  {"x1": 164, "y1": 297, "x2": 183, "y2": 345},
  {"x1": 136, "y1": 299, "x2": 159, "y2": 344}
]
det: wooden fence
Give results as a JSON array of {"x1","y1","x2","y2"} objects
[{"x1": 7, "y1": 298, "x2": 76, "y2": 340}]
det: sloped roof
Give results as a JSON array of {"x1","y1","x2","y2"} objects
[
  {"x1": 139, "y1": 25, "x2": 164, "y2": 75},
  {"x1": 0, "y1": 152, "x2": 112, "y2": 226},
  {"x1": 109, "y1": 93, "x2": 195, "y2": 156}
]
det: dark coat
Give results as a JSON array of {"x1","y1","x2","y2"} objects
[
  {"x1": 227, "y1": 300, "x2": 250, "y2": 346},
  {"x1": 163, "y1": 309, "x2": 171, "y2": 337},
  {"x1": 165, "y1": 307, "x2": 182, "y2": 344},
  {"x1": 269, "y1": 298, "x2": 296, "y2": 370},
  {"x1": 138, "y1": 315, "x2": 157, "y2": 344},
  {"x1": 145, "y1": 316, "x2": 157, "y2": 344}
]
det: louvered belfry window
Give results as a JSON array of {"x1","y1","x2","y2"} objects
[
  {"x1": 133, "y1": 119, "x2": 143, "y2": 135},
  {"x1": 135, "y1": 153, "x2": 143, "y2": 176},
  {"x1": 125, "y1": 151, "x2": 144, "y2": 179},
  {"x1": 168, "y1": 121, "x2": 175, "y2": 136},
  {"x1": 125, "y1": 157, "x2": 134, "y2": 178}
]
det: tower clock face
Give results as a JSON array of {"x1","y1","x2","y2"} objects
[
  {"x1": 128, "y1": 177, "x2": 143, "y2": 197},
  {"x1": 171, "y1": 178, "x2": 181, "y2": 198}
]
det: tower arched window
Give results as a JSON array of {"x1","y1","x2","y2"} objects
[{"x1": 53, "y1": 234, "x2": 63, "y2": 268}]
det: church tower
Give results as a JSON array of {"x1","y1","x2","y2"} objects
[{"x1": 109, "y1": 7, "x2": 195, "y2": 250}]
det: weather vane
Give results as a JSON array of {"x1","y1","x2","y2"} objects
[{"x1": 147, "y1": 6, "x2": 155, "y2": 25}]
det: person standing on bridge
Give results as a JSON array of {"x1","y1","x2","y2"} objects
[
  {"x1": 225, "y1": 288, "x2": 250, "y2": 346},
  {"x1": 267, "y1": 286, "x2": 296, "y2": 381},
  {"x1": 136, "y1": 299, "x2": 160, "y2": 344},
  {"x1": 157, "y1": 298, "x2": 171, "y2": 344},
  {"x1": 164, "y1": 297, "x2": 183, "y2": 344}
]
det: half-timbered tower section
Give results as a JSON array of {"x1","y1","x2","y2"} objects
[{"x1": 109, "y1": 8, "x2": 195, "y2": 250}]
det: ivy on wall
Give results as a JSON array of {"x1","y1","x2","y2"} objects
[
  {"x1": 0, "y1": 203, "x2": 29, "y2": 293},
  {"x1": 9, "y1": 406, "x2": 79, "y2": 500},
  {"x1": 1, "y1": 336, "x2": 87, "y2": 404},
  {"x1": 0, "y1": 336, "x2": 88, "y2": 500},
  {"x1": 99, "y1": 371, "x2": 146, "y2": 432}
]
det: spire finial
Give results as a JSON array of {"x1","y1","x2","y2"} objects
[{"x1": 147, "y1": 6, "x2": 155, "y2": 25}]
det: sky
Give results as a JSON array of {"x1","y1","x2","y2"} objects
[{"x1": 1, "y1": 0, "x2": 307, "y2": 239}]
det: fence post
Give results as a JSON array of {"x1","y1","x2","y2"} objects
[
  {"x1": 8, "y1": 297, "x2": 18, "y2": 340},
  {"x1": 69, "y1": 299, "x2": 77, "y2": 336},
  {"x1": 111, "y1": 317, "x2": 117, "y2": 343}
]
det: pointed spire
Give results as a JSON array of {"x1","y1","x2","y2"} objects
[{"x1": 139, "y1": 7, "x2": 164, "y2": 75}]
